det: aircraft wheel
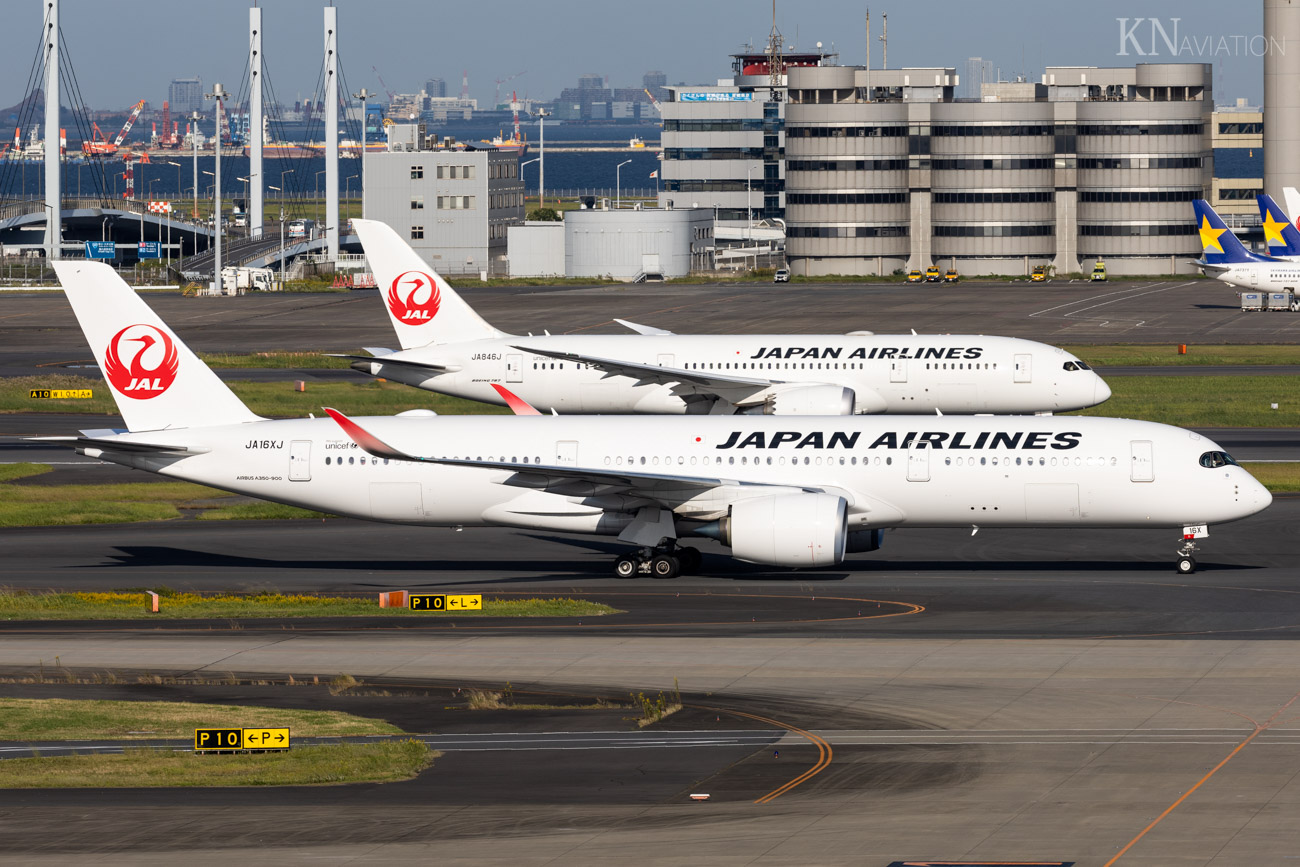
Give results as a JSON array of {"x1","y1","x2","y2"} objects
[
  {"x1": 1176, "y1": 555, "x2": 1197, "y2": 575},
  {"x1": 650, "y1": 554, "x2": 680, "y2": 579},
  {"x1": 614, "y1": 556, "x2": 639, "y2": 579},
  {"x1": 675, "y1": 547, "x2": 702, "y2": 574}
]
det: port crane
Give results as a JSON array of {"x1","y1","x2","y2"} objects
[
  {"x1": 81, "y1": 99, "x2": 146, "y2": 156},
  {"x1": 494, "y1": 71, "x2": 526, "y2": 110}
]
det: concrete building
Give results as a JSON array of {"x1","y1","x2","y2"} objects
[
  {"x1": 960, "y1": 59, "x2": 994, "y2": 100},
  {"x1": 426, "y1": 78, "x2": 447, "y2": 99},
  {"x1": 1211, "y1": 102, "x2": 1263, "y2": 217},
  {"x1": 659, "y1": 53, "x2": 1213, "y2": 276},
  {"x1": 508, "y1": 222, "x2": 566, "y2": 277},
  {"x1": 564, "y1": 207, "x2": 714, "y2": 280},
  {"x1": 364, "y1": 143, "x2": 525, "y2": 276},
  {"x1": 168, "y1": 77, "x2": 204, "y2": 115}
]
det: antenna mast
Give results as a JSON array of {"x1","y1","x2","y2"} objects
[
  {"x1": 880, "y1": 13, "x2": 888, "y2": 70},
  {"x1": 865, "y1": 8, "x2": 871, "y2": 101},
  {"x1": 767, "y1": 0, "x2": 784, "y2": 100}
]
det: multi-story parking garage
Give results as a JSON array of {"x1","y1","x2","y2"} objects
[{"x1": 660, "y1": 57, "x2": 1213, "y2": 277}]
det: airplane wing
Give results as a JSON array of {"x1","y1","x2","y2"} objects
[
  {"x1": 322, "y1": 407, "x2": 818, "y2": 512},
  {"x1": 26, "y1": 435, "x2": 208, "y2": 455},
  {"x1": 613, "y1": 318, "x2": 675, "y2": 336},
  {"x1": 327, "y1": 354, "x2": 460, "y2": 374},
  {"x1": 510, "y1": 344, "x2": 780, "y2": 406},
  {"x1": 1189, "y1": 259, "x2": 1231, "y2": 273}
]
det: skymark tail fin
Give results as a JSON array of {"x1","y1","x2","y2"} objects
[
  {"x1": 1193, "y1": 200, "x2": 1278, "y2": 265},
  {"x1": 52, "y1": 261, "x2": 262, "y2": 432},
  {"x1": 352, "y1": 218, "x2": 504, "y2": 350},
  {"x1": 1257, "y1": 194, "x2": 1300, "y2": 256}
]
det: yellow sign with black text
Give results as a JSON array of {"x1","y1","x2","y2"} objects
[
  {"x1": 194, "y1": 727, "x2": 291, "y2": 751},
  {"x1": 30, "y1": 389, "x2": 93, "y2": 400},
  {"x1": 408, "y1": 594, "x2": 483, "y2": 611}
]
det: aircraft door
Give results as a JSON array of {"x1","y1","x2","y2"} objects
[
  {"x1": 506, "y1": 353, "x2": 523, "y2": 383},
  {"x1": 890, "y1": 359, "x2": 907, "y2": 383},
  {"x1": 1250, "y1": 270, "x2": 1259, "y2": 287},
  {"x1": 1130, "y1": 440, "x2": 1154, "y2": 482},
  {"x1": 907, "y1": 441, "x2": 930, "y2": 482},
  {"x1": 1014, "y1": 354, "x2": 1032, "y2": 383},
  {"x1": 657, "y1": 354, "x2": 674, "y2": 368},
  {"x1": 289, "y1": 440, "x2": 312, "y2": 481},
  {"x1": 556, "y1": 440, "x2": 578, "y2": 466}
]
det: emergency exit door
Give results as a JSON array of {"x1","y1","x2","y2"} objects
[
  {"x1": 555, "y1": 441, "x2": 578, "y2": 466},
  {"x1": 907, "y1": 442, "x2": 931, "y2": 482},
  {"x1": 890, "y1": 359, "x2": 907, "y2": 383},
  {"x1": 289, "y1": 441, "x2": 311, "y2": 481},
  {"x1": 1130, "y1": 440, "x2": 1154, "y2": 482},
  {"x1": 506, "y1": 354, "x2": 523, "y2": 383},
  {"x1": 1014, "y1": 354, "x2": 1032, "y2": 383}
]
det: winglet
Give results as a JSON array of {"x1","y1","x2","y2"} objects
[
  {"x1": 490, "y1": 383, "x2": 543, "y2": 416},
  {"x1": 322, "y1": 407, "x2": 420, "y2": 461},
  {"x1": 613, "y1": 318, "x2": 674, "y2": 336}
]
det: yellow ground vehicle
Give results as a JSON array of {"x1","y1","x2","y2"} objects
[
  {"x1": 1091, "y1": 261, "x2": 1107, "y2": 282},
  {"x1": 925, "y1": 266, "x2": 941, "y2": 282},
  {"x1": 1031, "y1": 265, "x2": 1047, "y2": 282},
  {"x1": 906, "y1": 269, "x2": 923, "y2": 283},
  {"x1": 943, "y1": 269, "x2": 959, "y2": 283}
]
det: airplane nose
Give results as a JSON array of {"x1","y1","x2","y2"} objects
[{"x1": 1093, "y1": 375, "x2": 1112, "y2": 405}]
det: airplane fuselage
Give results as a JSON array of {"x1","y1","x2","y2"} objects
[
  {"x1": 84, "y1": 415, "x2": 1267, "y2": 536},
  {"x1": 361, "y1": 334, "x2": 1109, "y2": 415}
]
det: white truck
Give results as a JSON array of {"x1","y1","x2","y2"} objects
[{"x1": 220, "y1": 266, "x2": 276, "y2": 294}]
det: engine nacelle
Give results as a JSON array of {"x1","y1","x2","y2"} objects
[
  {"x1": 702, "y1": 493, "x2": 847, "y2": 567},
  {"x1": 765, "y1": 385, "x2": 856, "y2": 416}
]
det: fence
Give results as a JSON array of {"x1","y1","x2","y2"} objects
[{"x1": 533, "y1": 189, "x2": 658, "y2": 201}]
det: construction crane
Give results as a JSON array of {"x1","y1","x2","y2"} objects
[
  {"x1": 494, "y1": 70, "x2": 526, "y2": 110},
  {"x1": 643, "y1": 88, "x2": 663, "y2": 114},
  {"x1": 81, "y1": 99, "x2": 146, "y2": 156},
  {"x1": 371, "y1": 65, "x2": 396, "y2": 102}
]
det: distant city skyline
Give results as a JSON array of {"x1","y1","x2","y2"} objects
[{"x1": 0, "y1": 0, "x2": 1268, "y2": 112}]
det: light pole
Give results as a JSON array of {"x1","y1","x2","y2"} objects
[
  {"x1": 236, "y1": 175, "x2": 252, "y2": 229},
  {"x1": 746, "y1": 164, "x2": 754, "y2": 241},
  {"x1": 315, "y1": 169, "x2": 326, "y2": 224},
  {"x1": 269, "y1": 186, "x2": 284, "y2": 288},
  {"x1": 188, "y1": 111, "x2": 201, "y2": 220},
  {"x1": 205, "y1": 82, "x2": 230, "y2": 293},
  {"x1": 345, "y1": 175, "x2": 358, "y2": 225},
  {"x1": 616, "y1": 159, "x2": 631, "y2": 209},
  {"x1": 521, "y1": 158, "x2": 539, "y2": 211},
  {"x1": 352, "y1": 88, "x2": 372, "y2": 218},
  {"x1": 202, "y1": 170, "x2": 215, "y2": 251},
  {"x1": 164, "y1": 161, "x2": 182, "y2": 267},
  {"x1": 536, "y1": 107, "x2": 549, "y2": 207}
]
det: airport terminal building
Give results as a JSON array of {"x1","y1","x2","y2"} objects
[{"x1": 659, "y1": 57, "x2": 1213, "y2": 277}]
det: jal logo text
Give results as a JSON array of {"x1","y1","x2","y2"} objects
[
  {"x1": 103, "y1": 324, "x2": 179, "y2": 400},
  {"x1": 387, "y1": 270, "x2": 441, "y2": 325}
]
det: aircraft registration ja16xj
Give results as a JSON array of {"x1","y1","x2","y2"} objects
[
  {"x1": 45, "y1": 261, "x2": 1268, "y2": 577},
  {"x1": 342, "y1": 219, "x2": 1111, "y2": 416}
]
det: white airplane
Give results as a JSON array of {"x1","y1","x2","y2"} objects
[
  {"x1": 340, "y1": 219, "x2": 1110, "y2": 416},
  {"x1": 42, "y1": 260, "x2": 1268, "y2": 577},
  {"x1": 1192, "y1": 199, "x2": 1300, "y2": 293}
]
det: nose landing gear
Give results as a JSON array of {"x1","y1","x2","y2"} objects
[
  {"x1": 612, "y1": 543, "x2": 702, "y2": 579},
  {"x1": 1176, "y1": 525, "x2": 1206, "y2": 574}
]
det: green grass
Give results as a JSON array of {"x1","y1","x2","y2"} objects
[
  {"x1": 0, "y1": 698, "x2": 404, "y2": 741},
  {"x1": 0, "y1": 741, "x2": 433, "y2": 788},
  {"x1": 1070, "y1": 375, "x2": 1299, "y2": 427},
  {"x1": 0, "y1": 463, "x2": 52, "y2": 483},
  {"x1": 195, "y1": 502, "x2": 330, "y2": 521},
  {"x1": 0, "y1": 590, "x2": 620, "y2": 620},
  {"x1": 1241, "y1": 462, "x2": 1300, "y2": 493},
  {"x1": 199, "y1": 351, "x2": 355, "y2": 369},
  {"x1": 1067, "y1": 344, "x2": 1300, "y2": 367}
]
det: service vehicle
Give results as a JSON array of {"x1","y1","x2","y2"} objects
[
  {"x1": 925, "y1": 267, "x2": 941, "y2": 282},
  {"x1": 773, "y1": 268, "x2": 790, "y2": 283},
  {"x1": 944, "y1": 269, "x2": 959, "y2": 283},
  {"x1": 906, "y1": 270, "x2": 923, "y2": 283},
  {"x1": 1031, "y1": 266, "x2": 1047, "y2": 282},
  {"x1": 1090, "y1": 261, "x2": 1107, "y2": 282}
]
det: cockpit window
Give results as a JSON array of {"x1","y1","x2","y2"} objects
[
  {"x1": 1076, "y1": 361, "x2": 1091, "y2": 370},
  {"x1": 1062, "y1": 361, "x2": 1091, "y2": 372},
  {"x1": 1199, "y1": 451, "x2": 1238, "y2": 468}
]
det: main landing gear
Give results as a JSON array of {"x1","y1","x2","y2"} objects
[{"x1": 613, "y1": 544, "x2": 702, "y2": 579}]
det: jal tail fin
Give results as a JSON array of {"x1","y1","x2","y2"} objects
[
  {"x1": 1257, "y1": 194, "x2": 1300, "y2": 256},
  {"x1": 52, "y1": 261, "x2": 262, "y2": 432},
  {"x1": 351, "y1": 218, "x2": 505, "y2": 350},
  {"x1": 1193, "y1": 200, "x2": 1278, "y2": 265}
]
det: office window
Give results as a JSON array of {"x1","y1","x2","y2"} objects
[
  {"x1": 410, "y1": 166, "x2": 424, "y2": 180},
  {"x1": 436, "y1": 165, "x2": 445, "y2": 179},
  {"x1": 411, "y1": 196, "x2": 424, "y2": 210},
  {"x1": 410, "y1": 226, "x2": 424, "y2": 239}
]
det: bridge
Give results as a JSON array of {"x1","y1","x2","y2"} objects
[{"x1": 0, "y1": 197, "x2": 215, "y2": 260}]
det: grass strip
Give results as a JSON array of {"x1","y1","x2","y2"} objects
[
  {"x1": 1066, "y1": 344, "x2": 1300, "y2": 367},
  {"x1": 0, "y1": 698, "x2": 403, "y2": 741},
  {"x1": 1070, "y1": 376, "x2": 1300, "y2": 427},
  {"x1": 0, "y1": 591, "x2": 619, "y2": 621},
  {"x1": 0, "y1": 475, "x2": 230, "y2": 527},
  {"x1": 199, "y1": 351, "x2": 355, "y2": 369},
  {"x1": 0, "y1": 741, "x2": 433, "y2": 788},
  {"x1": 1241, "y1": 462, "x2": 1300, "y2": 494}
]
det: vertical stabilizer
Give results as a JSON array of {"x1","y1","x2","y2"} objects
[
  {"x1": 352, "y1": 218, "x2": 505, "y2": 349},
  {"x1": 1257, "y1": 193, "x2": 1300, "y2": 256},
  {"x1": 52, "y1": 261, "x2": 262, "y2": 432},
  {"x1": 1193, "y1": 200, "x2": 1280, "y2": 265}
]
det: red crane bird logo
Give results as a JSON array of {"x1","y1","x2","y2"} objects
[
  {"x1": 386, "y1": 270, "x2": 441, "y2": 325},
  {"x1": 103, "y1": 325, "x2": 179, "y2": 399}
]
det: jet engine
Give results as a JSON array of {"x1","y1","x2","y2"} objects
[{"x1": 697, "y1": 493, "x2": 847, "y2": 567}]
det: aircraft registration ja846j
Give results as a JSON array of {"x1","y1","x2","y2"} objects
[
  {"x1": 340, "y1": 220, "x2": 1111, "y2": 416},
  {"x1": 44, "y1": 261, "x2": 1268, "y2": 577}
]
